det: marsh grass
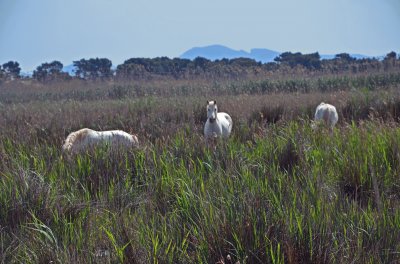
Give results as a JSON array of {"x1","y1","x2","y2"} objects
[
  {"x1": 1, "y1": 72, "x2": 400, "y2": 103},
  {"x1": 1, "y1": 82, "x2": 400, "y2": 262},
  {"x1": 1, "y1": 112, "x2": 400, "y2": 263}
]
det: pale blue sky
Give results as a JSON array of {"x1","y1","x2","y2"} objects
[{"x1": 0, "y1": 0, "x2": 399, "y2": 71}]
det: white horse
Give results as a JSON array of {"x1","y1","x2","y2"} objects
[
  {"x1": 204, "y1": 100, "x2": 233, "y2": 139},
  {"x1": 62, "y1": 128, "x2": 139, "y2": 154},
  {"x1": 314, "y1": 102, "x2": 339, "y2": 130}
]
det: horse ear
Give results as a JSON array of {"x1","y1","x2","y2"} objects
[
  {"x1": 214, "y1": 100, "x2": 217, "y2": 105},
  {"x1": 206, "y1": 100, "x2": 209, "y2": 104}
]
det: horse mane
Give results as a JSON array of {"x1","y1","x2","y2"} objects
[{"x1": 62, "y1": 128, "x2": 91, "y2": 152}]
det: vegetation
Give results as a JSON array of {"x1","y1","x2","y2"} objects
[
  {"x1": 33, "y1": 61, "x2": 71, "y2": 83},
  {"x1": 73, "y1": 58, "x2": 113, "y2": 80},
  {"x1": 0, "y1": 54, "x2": 400, "y2": 263},
  {"x1": 274, "y1": 52, "x2": 321, "y2": 70},
  {"x1": 0, "y1": 51, "x2": 399, "y2": 82},
  {"x1": 1, "y1": 61, "x2": 21, "y2": 80}
]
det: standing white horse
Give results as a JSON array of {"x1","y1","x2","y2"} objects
[
  {"x1": 62, "y1": 128, "x2": 139, "y2": 154},
  {"x1": 314, "y1": 102, "x2": 339, "y2": 130},
  {"x1": 204, "y1": 100, "x2": 233, "y2": 139}
]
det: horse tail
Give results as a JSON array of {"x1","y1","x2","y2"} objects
[{"x1": 323, "y1": 110, "x2": 330, "y2": 125}]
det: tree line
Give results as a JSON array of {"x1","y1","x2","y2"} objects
[{"x1": 1, "y1": 51, "x2": 399, "y2": 83}]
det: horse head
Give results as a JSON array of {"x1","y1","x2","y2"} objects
[{"x1": 207, "y1": 100, "x2": 218, "y2": 123}]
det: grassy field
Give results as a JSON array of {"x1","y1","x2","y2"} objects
[{"x1": 1, "y1": 76, "x2": 400, "y2": 263}]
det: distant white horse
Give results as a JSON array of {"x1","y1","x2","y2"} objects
[
  {"x1": 314, "y1": 102, "x2": 338, "y2": 129},
  {"x1": 62, "y1": 128, "x2": 139, "y2": 154},
  {"x1": 204, "y1": 100, "x2": 233, "y2": 139}
]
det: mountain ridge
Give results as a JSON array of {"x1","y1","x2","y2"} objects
[
  {"x1": 180, "y1": 44, "x2": 280, "y2": 63},
  {"x1": 180, "y1": 44, "x2": 377, "y2": 62},
  {"x1": 20, "y1": 45, "x2": 383, "y2": 75}
]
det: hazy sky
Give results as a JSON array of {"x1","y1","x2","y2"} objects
[{"x1": 1, "y1": 0, "x2": 399, "y2": 71}]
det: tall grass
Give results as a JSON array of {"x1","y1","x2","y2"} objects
[
  {"x1": 1, "y1": 72, "x2": 400, "y2": 103},
  {"x1": 1, "y1": 70, "x2": 400, "y2": 263},
  {"x1": 1, "y1": 92, "x2": 400, "y2": 262}
]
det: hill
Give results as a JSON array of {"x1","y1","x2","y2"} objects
[
  {"x1": 180, "y1": 44, "x2": 375, "y2": 62},
  {"x1": 180, "y1": 44, "x2": 280, "y2": 63}
]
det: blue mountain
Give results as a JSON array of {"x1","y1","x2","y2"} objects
[
  {"x1": 180, "y1": 44, "x2": 376, "y2": 62},
  {"x1": 180, "y1": 44, "x2": 280, "y2": 63},
  {"x1": 62, "y1": 64, "x2": 77, "y2": 75}
]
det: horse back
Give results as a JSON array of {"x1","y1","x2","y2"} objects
[{"x1": 218, "y1": 112, "x2": 233, "y2": 135}]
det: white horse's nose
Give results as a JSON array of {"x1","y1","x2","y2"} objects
[{"x1": 209, "y1": 112, "x2": 216, "y2": 121}]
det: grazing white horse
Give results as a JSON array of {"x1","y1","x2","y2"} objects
[
  {"x1": 314, "y1": 102, "x2": 338, "y2": 129},
  {"x1": 204, "y1": 100, "x2": 233, "y2": 139},
  {"x1": 62, "y1": 128, "x2": 139, "y2": 154}
]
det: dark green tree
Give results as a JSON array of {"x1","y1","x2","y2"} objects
[
  {"x1": 2, "y1": 61, "x2": 21, "y2": 79},
  {"x1": 302, "y1": 52, "x2": 321, "y2": 69},
  {"x1": 383, "y1": 51, "x2": 397, "y2": 69},
  {"x1": 229, "y1": 58, "x2": 260, "y2": 67},
  {"x1": 385, "y1": 51, "x2": 397, "y2": 60},
  {"x1": 117, "y1": 57, "x2": 193, "y2": 79},
  {"x1": 33, "y1": 61, "x2": 67, "y2": 82},
  {"x1": 116, "y1": 63, "x2": 149, "y2": 80},
  {"x1": 334, "y1": 53, "x2": 356, "y2": 62},
  {"x1": 73, "y1": 58, "x2": 112, "y2": 80},
  {"x1": 192, "y1": 57, "x2": 210, "y2": 70},
  {"x1": 274, "y1": 52, "x2": 321, "y2": 69}
]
